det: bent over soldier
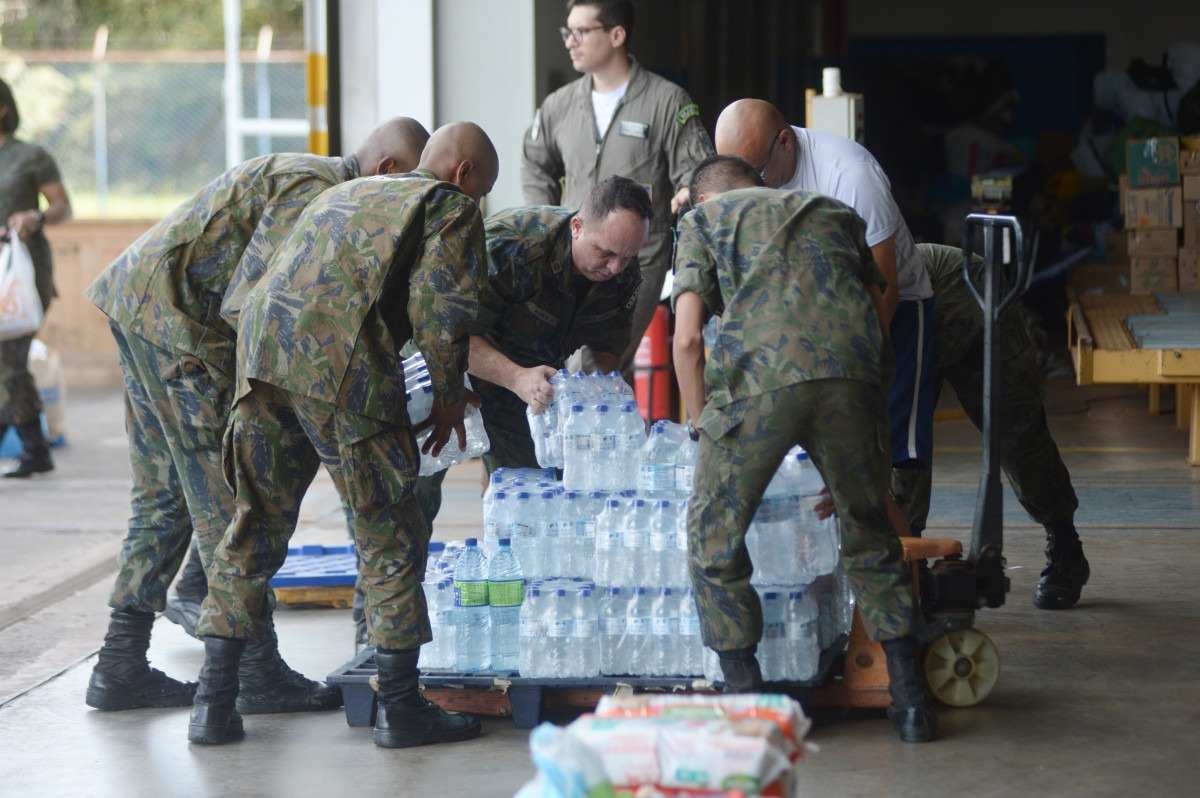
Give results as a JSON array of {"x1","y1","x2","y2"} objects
[
  {"x1": 189, "y1": 123, "x2": 499, "y2": 750},
  {"x1": 84, "y1": 118, "x2": 428, "y2": 715},
  {"x1": 672, "y1": 155, "x2": 938, "y2": 743}
]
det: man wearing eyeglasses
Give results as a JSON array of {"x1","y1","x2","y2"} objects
[
  {"x1": 522, "y1": 0, "x2": 713, "y2": 374},
  {"x1": 715, "y1": 99, "x2": 938, "y2": 490}
]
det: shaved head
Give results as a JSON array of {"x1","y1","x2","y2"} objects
[
  {"x1": 418, "y1": 122, "x2": 500, "y2": 202},
  {"x1": 714, "y1": 99, "x2": 793, "y2": 188},
  {"x1": 354, "y1": 116, "x2": 430, "y2": 176}
]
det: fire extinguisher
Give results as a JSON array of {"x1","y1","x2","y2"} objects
[{"x1": 634, "y1": 304, "x2": 672, "y2": 421}]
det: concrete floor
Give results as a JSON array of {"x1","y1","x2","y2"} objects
[{"x1": 1, "y1": 381, "x2": 1198, "y2": 797}]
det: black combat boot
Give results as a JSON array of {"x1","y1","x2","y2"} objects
[
  {"x1": 235, "y1": 621, "x2": 343, "y2": 714},
  {"x1": 188, "y1": 637, "x2": 246, "y2": 744},
  {"x1": 373, "y1": 648, "x2": 482, "y2": 748},
  {"x1": 882, "y1": 636, "x2": 939, "y2": 743},
  {"x1": 1034, "y1": 523, "x2": 1090, "y2": 610},
  {"x1": 163, "y1": 542, "x2": 207, "y2": 638},
  {"x1": 717, "y1": 646, "x2": 764, "y2": 693},
  {"x1": 85, "y1": 609, "x2": 197, "y2": 710},
  {"x1": 4, "y1": 421, "x2": 53, "y2": 478}
]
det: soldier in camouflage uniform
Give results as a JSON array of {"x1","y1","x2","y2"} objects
[
  {"x1": 891, "y1": 243, "x2": 1089, "y2": 609},
  {"x1": 83, "y1": 117, "x2": 430, "y2": 715},
  {"x1": 672, "y1": 155, "x2": 937, "y2": 743},
  {"x1": 189, "y1": 123, "x2": 498, "y2": 749}
]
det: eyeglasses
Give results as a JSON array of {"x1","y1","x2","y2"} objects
[
  {"x1": 560, "y1": 24, "x2": 612, "y2": 44},
  {"x1": 756, "y1": 127, "x2": 788, "y2": 181}
]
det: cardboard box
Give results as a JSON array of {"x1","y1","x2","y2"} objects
[
  {"x1": 1131, "y1": 257, "x2": 1179, "y2": 294},
  {"x1": 1127, "y1": 229, "x2": 1179, "y2": 256},
  {"x1": 1180, "y1": 249, "x2": 1200, "y2": 292},
  {"x1": 1126, "y1": 137, "x2": 1181, "y2": 187},
  {"x1": 1124, "y1": 186, "x2": 1183, "y2": 229},
  {"x1": 1181, "y1": 149, "x2": 1200, "y2": 175},
  {"x1": 1185, "y1": 199, "x2": 1200, "y2": 249},
  {"x1": 1184, "y1": 173, "x2": 1200, "y2": 201}
]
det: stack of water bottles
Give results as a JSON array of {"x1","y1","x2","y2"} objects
[{"x1": 403, "y1": 351, "x2": 491, "y2": 476}]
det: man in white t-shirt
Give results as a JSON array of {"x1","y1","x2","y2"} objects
[{"x1": 715, "y1": 99, "x2": 938, "y2": 480}]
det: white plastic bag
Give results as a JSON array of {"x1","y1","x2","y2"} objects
[{"x1": 0, "y1": 237, "x2": 43, "y2": 341}]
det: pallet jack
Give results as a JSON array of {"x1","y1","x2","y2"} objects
[{"x1": 811, "y1": 213, "x2": 1027, "y2": 710}]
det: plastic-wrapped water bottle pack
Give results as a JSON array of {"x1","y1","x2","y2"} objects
[{"x1": 402, "y1": 351, "x2": 491, "y2": 476}]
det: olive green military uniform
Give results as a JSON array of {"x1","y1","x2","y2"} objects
[
  {"x1": 672, "y1": 187, "x2": 913, "y2": 649},
  {"x1": 86, "y1": 153, "x2": 359, "y2": 613},
  {"x1": 196, "y1": 175, "x2": 487, "y2": 650},
  {"x1": 476, "y1": 205, "x2": 641, "y2": 471},
  {"x1": 0, "y1": 138, "x2": 60, "y2": 426},
  {"x1": 890, "y1": 243, "x2": 1078, "y2": 534},
  {"x1": 521, "y1": 59, "x2": 713, "y2": 369}
]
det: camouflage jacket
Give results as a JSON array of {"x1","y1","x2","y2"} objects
[
  {"x1": 87, "y1": 153, "x2": 360, "y2": 378},
  {"x1": 671, "y1": 187, "x2": 887, "y2": 434},
  {"x1": 474, "y1": 205, "x2": 641, "y2": 412},
  {"x1": 236, "y1": 174, "x2": 487, "y2": 426}
]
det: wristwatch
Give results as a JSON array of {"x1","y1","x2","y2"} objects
[{"x1": 686, "y1": 421, "x2": 700, "y2": 441}]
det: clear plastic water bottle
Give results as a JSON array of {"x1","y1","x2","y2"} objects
[
  {"x1": 418, "y1": 580, "x2": 438, "y2": 670},
  {"x1": 519, "y1": 586, "x2": 543, "y2": 677},
  {"x1": 649, "y1": 587, "x2": 679, "y2": 676},
  {"x1": 526, "y1": 404, "x2": 561, "y2": 469},
  {"x1": 624, "y1": 586, "x2": 652, "y2": 676},
  {"x1": 509, "y1": 491, "x2": 537, "y2": 579},
  {"x1": 424, "y1": 541, "x2": 446, "y2": 583},
  {"x1": 487, "y1": 538, "x2": 524, "y2": 673},
  {"x1": 758, "y1": 590, "x2": 785, "y2": 682},
  {"x1": 536, "y1": 489, "x2": 561, "y2": 579},
  {"x1": 594, "y1": 498, "x2": 625, "y2": 588},
  {"x1": 616, "y1": 401, "x2": 645, "y2": 491},
  {"x1": 794, "y1": 449, "x2": 840, "y2": 581},
  {"x1": 570, "y1": 588, "x2": 599, "y2": 677},
  {"x1": 406, "y1": 384, "x2": 434, "y2": 427},
  {"x1": 784, "y1": 588, "x2": 820, "y2": 681},
  {"x1": 674, "y1": 433, "x2": 698, "y2": 496},
  {"x1": 435, "y1": 578, "x2": 457, "y2": 669},
  {"x1": 674, "y1": 497, "x2": 691, "y2": 588},
  {"x1": 677, "y1": 588, "x2": 703, "y2": 676},
  {"x1": 647, "y1": 500, "x2": 677, "y2": 589},
  {"x1": 619, "y1": 499, "x2": 647, "y2": 588},
  {"x1": 562, "y1": 404, "x2": 593, "y2": 491},
  {"x1": 589, "y1": 404, "x2": 618, "y2": 491},
  {"x1": 483, "y1": 491, "x2": 507, "y2": 558},
  {"x1": 453, "y1": 538, "x2": 490, "y2": 672},
  {"x1": 558, "y1": 491, "x2": 585, "y2": 579},
  {"x1": 545, "y1": 588, "x2": 574, "y2": 677},
  {"x1": 638, "y1": 422, "x2": 680, "y2": 497},
  {"x1": 600, "y1": 586, "x2": 627, "y2": 675}
]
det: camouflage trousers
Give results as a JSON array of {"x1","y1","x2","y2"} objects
[
  {"x1": 890, "y1": 307, "x2": 1079, "y2": 534},
  {"x1": 107, "y1": 323, "x2": 234, "y2": 613},
  {"x1": 0, "y1": 333, "x2": 41, "y2": 425},
  {"x1": 689, "y1": 379, "x2": 914, "y2": 649},
  {"x1": 197, "y1": 382, "x2": 432, "y2": 650}
]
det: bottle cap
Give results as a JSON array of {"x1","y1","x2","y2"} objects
[
  {"x1": 764, "y1": 591, "x2": 779, "y2": 599},
  {"x1": 556, "y1": 589, "x2": 567, "y2": 597},
  {"x1": 465, "y1": 538, "x2": 478, "y2": 547},
  {"x1": 498, "y1": 538, "x2": 511, "y2": 547},
  {"x1": 572, "y1": 404, "x2": 584, "y2": 412},
  {"x1": 429, "y1": 542, "x2": 445, "y2": 552},
  {"x1": 661, "y1": 587, "x2": 672, "y2": 595},
  {"x1": 608, "y1": 586, "x2": 622, "y2": 596},
  {"x1": 596, "y1": 403, "x2": 609, "y2": 413}
]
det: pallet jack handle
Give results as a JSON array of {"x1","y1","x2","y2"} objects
[{"x1": 961, "y1": 214, "x2": 1027, "y2": 608}]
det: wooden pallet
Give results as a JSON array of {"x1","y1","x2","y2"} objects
[
  {"x1": 1067, "y1": 289, "x2": 1200, "y2": 465},
  {"x1": 273, "y1": 585, "x2": 354, "y2": 609}
]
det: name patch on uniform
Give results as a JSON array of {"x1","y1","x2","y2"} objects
[
  {"x1": 618, "y1": 120, "x2": 649, "y2": 139},
  {"x1": 675, "y1": 103, "x2": 700, "y2": 127}
]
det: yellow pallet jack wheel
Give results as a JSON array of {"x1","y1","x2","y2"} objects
[{"x1": 924, "y1": 629, "x2": 1000, "y2": 708}]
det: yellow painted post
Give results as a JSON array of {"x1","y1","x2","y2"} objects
[
  {"x1": 303, "y1": 0, "x2": 328, "y2": 155},
  {"x1": 1148, "y1": 384, "x2": 1161, "y2": 415},
  {"x1": 1189, "y1": 384, "x2": 1200, "y2": 466}
]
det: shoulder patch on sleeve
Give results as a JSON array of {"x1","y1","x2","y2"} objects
[{"x1": 675, "y1": 103, "x2": 700, "y2": 127}]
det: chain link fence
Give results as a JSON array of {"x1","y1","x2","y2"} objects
[{"x1": 3, "y1": 52, "x2": 306, "y2": 218}]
